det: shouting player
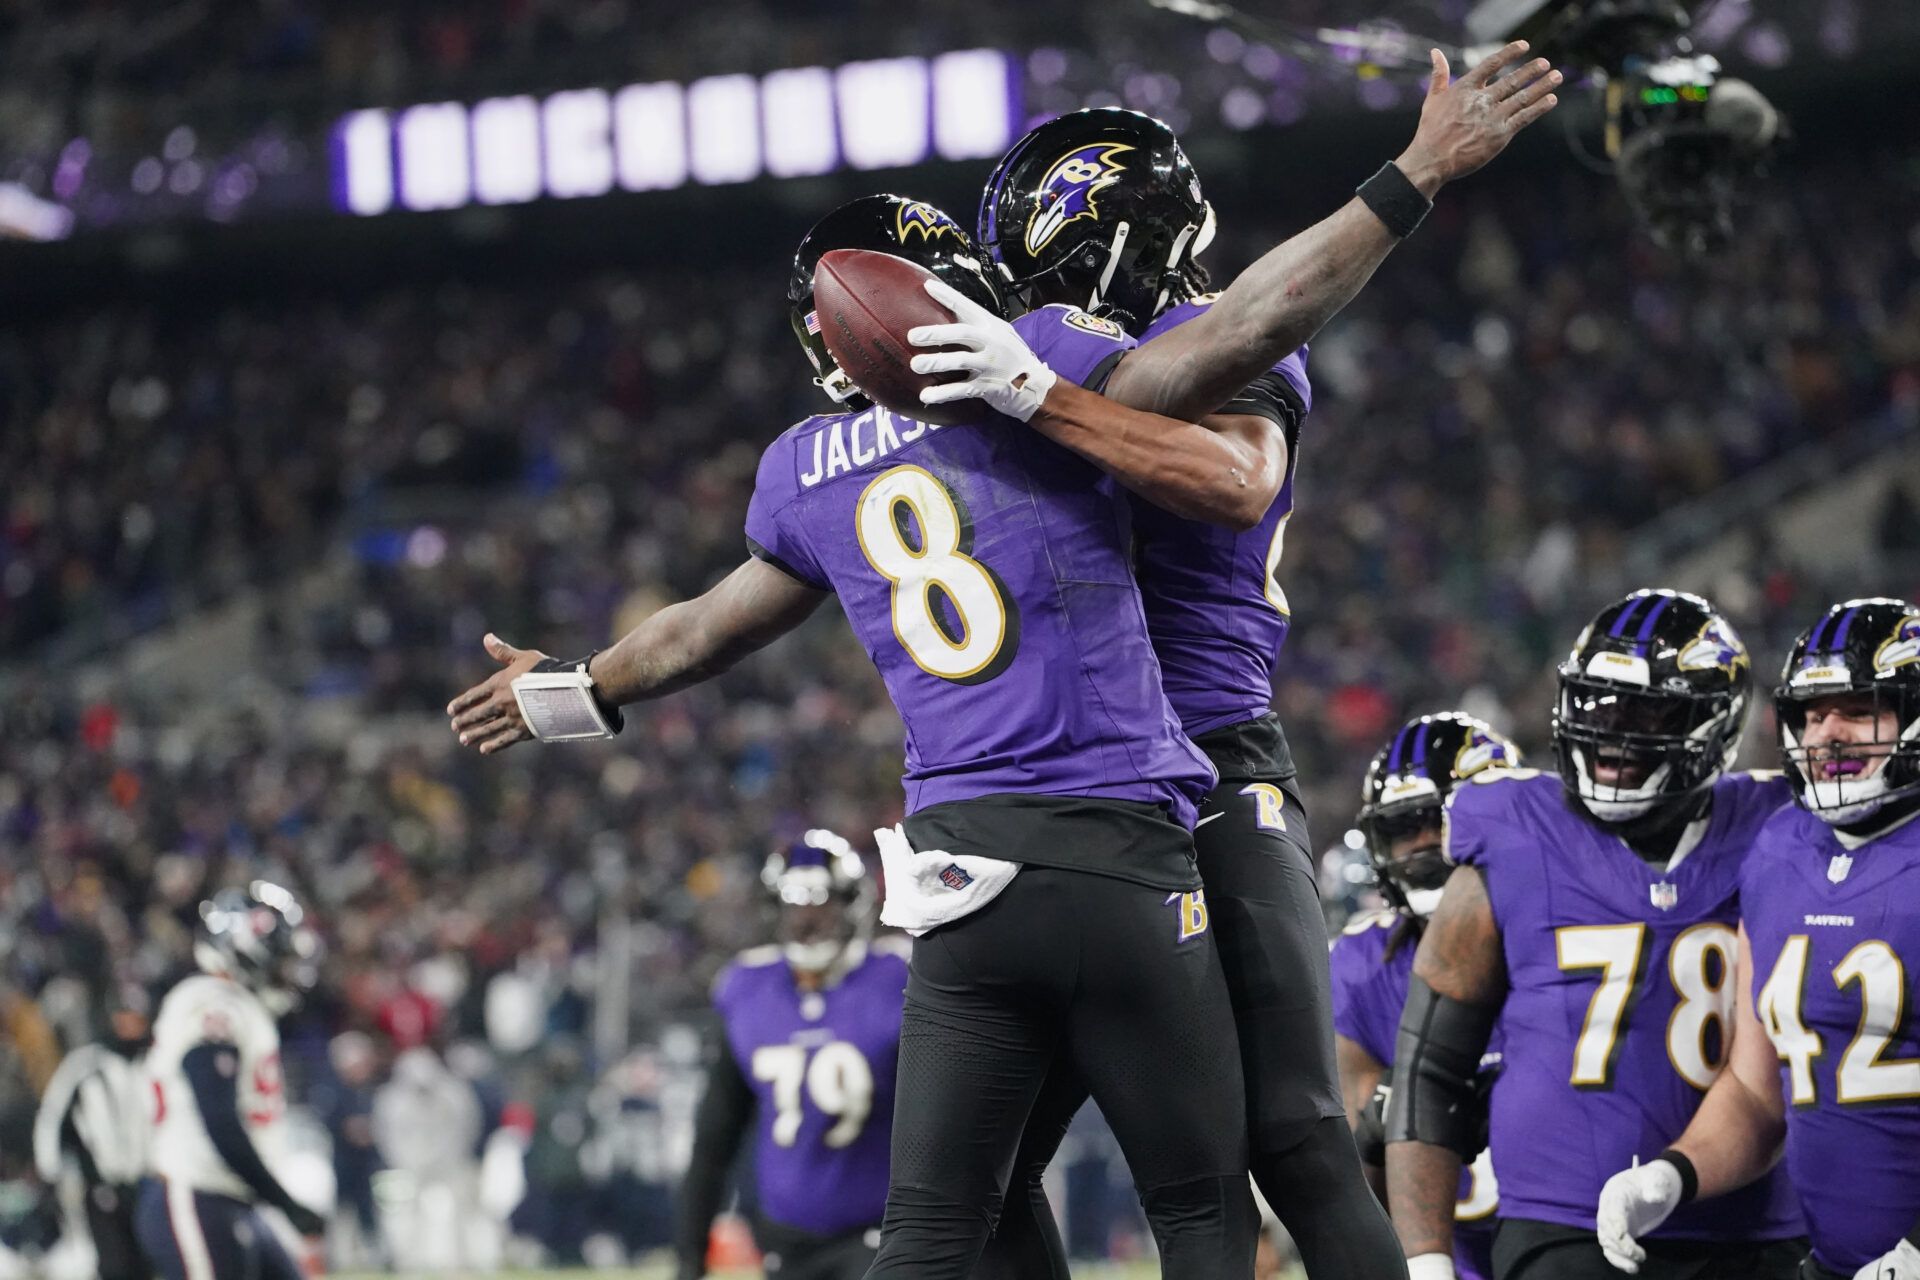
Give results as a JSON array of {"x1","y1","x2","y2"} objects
[
  {"x1": 448, "y1": 193, "x2": 1343, "y2": 1276},
  {"x1": 1384, "y1": 590, "x2": 1805, "y2": 1280},
  {"x1": 1594, "y1": 598, "x2": 1920, "y2": 1280},
  {"x1": 136, "y1": 883, "x2": 325, "y2": 1280},
  {"x1": 675, "y1": 831, "x2": 905, "y2": 1280},
  {"x1": 1331, "y1": 712, "x2": 1520, "y2": 1280},
  {"x1": 968, "y1": 42, "x2": 1558, "y2": 1280}
]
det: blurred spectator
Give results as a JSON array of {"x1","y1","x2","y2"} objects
[
  {"x1": 371, "y1": 1045, "x2": 484, "y2": 1271},
  {"x1": 307, "y1": 1031, "x2": 384, "y2": 1269}
]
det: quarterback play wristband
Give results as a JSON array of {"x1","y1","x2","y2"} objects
[{"x1": 511, "y1": 652, "x2": 624, "y2": 741}]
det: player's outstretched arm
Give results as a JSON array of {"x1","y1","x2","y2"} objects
[
  {"x1": 673, "y1": 1045, "x2": 756, "y2": 1280},
  {"x1": 1104, "y1": 41, "x2": 1562, "y2": 425},
  {"x1": 447, "y1": 557, "x2": 826, "y2": 753},
  {"x1": 909, "y1": 278, "x2": 1286, "y2": 527},
  {"x1": 1337, "y1": 1033, "x2": 1391, "y2": 1198},
  {"x1": 1595, "y1": 924, "x2": 1787, "y2": 1274},
  {"x1": 181, "y1": 1043, "x2": 327, "y2": 1237},
  {"x1": 1385, "y1": 866, "x2": 1507, "y2": 1277}
]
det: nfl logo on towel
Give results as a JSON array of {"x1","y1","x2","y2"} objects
[
  {"x1": 938, "y1": 863, "x2": 973, "y2": 891},
  {"x1": 1649, "y1": 882, "x2": 1678, "y2": 911}
]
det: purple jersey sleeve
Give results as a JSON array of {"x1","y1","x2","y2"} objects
[
  {"x1": 1020, "y1": 304, "x2": 1134, "y2": 387},
  {"x1": 1328, "y1": 914, "x2": 1403, "y2": 1065},
  {"x1": 745, "y1": 418, "x2": 834, "y2": 590}
]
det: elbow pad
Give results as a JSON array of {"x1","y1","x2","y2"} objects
[{"x1": 1385, "y1": 975, "x2": 1499, "y2": 1159}]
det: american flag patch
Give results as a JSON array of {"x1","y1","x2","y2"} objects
[
  {"x1": 938, "y1": 863, "x2": 973, "y2": 891},
  {"x1": 804, "y1": 310, "x2": 821, "y2": 335}
]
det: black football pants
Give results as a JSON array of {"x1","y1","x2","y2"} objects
[
  {"x1": 979, "y1": 777, "x2": 1405, "y2": 1280},
  {"x1": 863, "y1": 867, "x2": 1256, "y2": 1280},
  {"x1": 1494, "y1": 1219, "x2": 1806, "y2": 1280}
]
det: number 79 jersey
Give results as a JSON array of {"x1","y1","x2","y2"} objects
[
  {"x1": 1743, "y1": 805, "x2": 1920, "y2": 1274},
  {"x1": 713, "y1": 941, "x2": 909, "y2": 1236},
  {"x1": 1443, "y1": 769, "x2": 1803, "y2": 1240},
  {"x1": 745, "y1": 305, "x2": 1214, "y2": 824}
]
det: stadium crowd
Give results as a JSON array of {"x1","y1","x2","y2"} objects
[{"x1": 4, "y1": 136, "x2": 1920, "y2": 1266}]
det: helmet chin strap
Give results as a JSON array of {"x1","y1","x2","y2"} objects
[
  {"x1": 1153, "y1": 219, "x2": 1202, "y2": 318},
  {"x1": 1090, "y1": 220, "x2": 1132, "y2": 312}
]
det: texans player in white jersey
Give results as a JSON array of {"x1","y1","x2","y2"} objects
[{"x1": 136, "y1": 882, "x2": 326, "y2": 1280}]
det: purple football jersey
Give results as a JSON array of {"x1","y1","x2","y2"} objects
[
  {"x1": 1444, "y1": 769, "x2": 1803, "y2": 1240},
  {"x1": 1329, "y1": 912, "x2": 1499, "y2": 1280},
  {"x1": 745, "y1": 305, "x2": 1214, "y2": 824},
  {"x1": 1742, "y1": 804, "x2": 1920, "y2": 1273},
  {"x1": 1132, "y1": 297, "x2": 1311, "y2": 738},
  {"x1": 712, "y1": 940, "x2": 909, "y2": 1236}
]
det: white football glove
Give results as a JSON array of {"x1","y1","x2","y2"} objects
[
  {"x1": 908, "y1": 279, "x2": 1058, "y2": 423},
  {"x1": 1595, "y1": 1159, "x2": 1685, "y2": 1274},
  {"x1": 1406, "y1": 1253, "x2": 1458, "y2": 1280},
  {"x1": 1854, "y1": 1239, "x2": 1920, "y2": 1280}
]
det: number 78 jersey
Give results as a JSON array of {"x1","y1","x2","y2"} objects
[
  {"x1": 745, "y1": 304, "x2": 1214, "y2": 823},
  {"x1": 1443, "y1": 769, "x2": 1803, "y2": 1240}
]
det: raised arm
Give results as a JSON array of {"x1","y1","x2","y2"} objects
[
  {"x1": 1385, "y1": 865, "x2": 1508, "y2": 1276},
  {"x1": 1104, "y1": 43, "x2": 1561, "y2": 424},
  {"x1": 909, "y1": 279, "x2": 1292, "y2": 528},
  {"x1": 447, "y1": 557, "x2": 826, "y2": 754},
  {"x1": 1594, "y1": 924, "x2": 1787, "y2": 1272}
]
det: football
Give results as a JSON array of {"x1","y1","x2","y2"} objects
[{"x1": 812, "y1": 248, "x2": 969, "y2": 425}]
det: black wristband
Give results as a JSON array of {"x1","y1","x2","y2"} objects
[
  {"x1": 1658, "y1": 1149, "x2": 1699, "y2": 1204},
  {"x1": 532, "y1": 649, "x2": 625, "y2": 734},
  {"x1": 1356, "y1": 162, "x2": 1432, "y2": 238}
]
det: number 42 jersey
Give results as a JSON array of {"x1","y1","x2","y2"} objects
[
  {"x1": 744, "y1": 305, "x2": 1214, "y2": 825},
  {"x1": 1743, "y1": 805, "x2": 1920, "y2": 1274},
  {"x1": 1443, "y1": 769, "x2": 1803, "y2": 1240}
]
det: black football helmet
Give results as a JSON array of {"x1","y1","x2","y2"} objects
[
  {"x1": 761, "y1": 828, "x2": 875, "y2": 975},
  {"x1": 977, "y1": 108, "x2": 1215, "y2": 333},
  {"x1": 195, "y1": 880, "x2": 321, "y2": 1015},
  {"x1": 788, "y1": 194, "x2": 1007, "y2": 411},
  {"x1": 1774, "y1": 597, "x2": 1920, "y2": 827},
  {"x1": 1553, "y1": 589, "x2": 1752, "y2": 835},
  {"x1": 1359, "y1": 712, "x2": 1522, "y2": 917}
]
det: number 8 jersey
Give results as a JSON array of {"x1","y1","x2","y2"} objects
[
  {"x1": 744, "y1": 304, "x2": 1214, "y2": 825},
  {"x1": 1443, "y1": 769, "x2": 1803, "y2": 1241}
]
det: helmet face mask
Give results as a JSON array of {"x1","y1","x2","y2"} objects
[
  {"x1": 787, "y1": 195, "x2": 1008, "y2": 412},
  {"x1": 1358, "y1": 712, "x2": 1521, "y2": 918},
  {"x1": 1552, "y1": 590, "x2": 1751, "y2": 835},
  {"x1": 1774, "y1": 598, "x2": 1920, "y2": 827},
  {"x1": 761, "y1": 829, "x2": 875, "y2": 975},
  {"x1": 978, "y1": 109, "x2": 1212, "y2": 333}
]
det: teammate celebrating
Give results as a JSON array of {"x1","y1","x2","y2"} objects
[
  {"x1": 1331, "y1": 712, "x2": 1520, "y2": 1280},
  {"x1": 969, "y1": 42, "x2": 1558, "y2": 1280},
  {"x1": 1594, "y1": 598, "x2": 1920, "y2": 1280},
  {"x1": 1384, "y1": 590, "x2": 1805, "y2": 1280},
  {"x1": 136, "y1": 882, "x2": 325, "y2": 1280},
  {"x1": 675, "y1": 831, "x2": 904, "y2": 1280},
  {"x1": 449, "y1": 195, "x2": 1333, "y2": 1277}
]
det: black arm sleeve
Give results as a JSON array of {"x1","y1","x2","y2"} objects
[
  {"x1": 1218, "y1": 370, "x2": 1305, "y2": 432},
  {"x1": 180, "y1": 1044, "x2": 305, "y2": 1216},
  {"x1": 1384, "y1": 976, "x2": 1500, "y2": 1159},
  {"x1": 673, "y1": 1042, "x2": 756, "y2": 1275},
  {"x1": 62, "y1": 1110, "x2": 103, "y2": 1187}
]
